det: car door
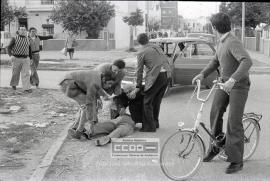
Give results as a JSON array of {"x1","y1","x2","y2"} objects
[{"x1": 173, "y1": 41, "x2": 216, "y2": 86}]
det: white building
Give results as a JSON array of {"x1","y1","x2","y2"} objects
[{"x1": 5, "y1": 0, "x2": 150, "y2": 49}]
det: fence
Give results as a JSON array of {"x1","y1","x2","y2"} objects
[{"x1": 244, "y1": 35, "x2": 270, "y2": 57}]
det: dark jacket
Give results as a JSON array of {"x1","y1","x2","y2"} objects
[
  {"x1": 136, "y1": 44, "x2": 172, "y2": 91},
  {"x1": 112, "y1": 89, "x2": 144, "y2": 123}
]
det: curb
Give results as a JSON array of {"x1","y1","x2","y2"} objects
[{"x1": 29, "y1": 122, "x2": 73, "y2": 181}]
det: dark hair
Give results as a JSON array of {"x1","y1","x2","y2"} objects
[
  {"x1": 210, "y1": 12, "x2": 231, "y2": 34},
  {"x1": 113, "y1": 59, "x2": 126, "y2": 69},
  {"x1": 101, "y1": 72, "x2": 114, "y2": 82},
  {"x1": 137, "y1": 33, "x2": 149, "y2": 45},
  {"x1": 29, "y1": 27, "x2": 37, "y2": 31}
]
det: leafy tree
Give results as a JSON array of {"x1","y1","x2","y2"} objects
[
  {"x1": 219, "y1": 2, "x2": 270, "y2": 29},
  {"x1": 123, "y1": 8, "x2": 144, "y2": 51},
  {"x1": 50, "y1": 0, "x2": 115, "y2": 39},
  {"x1": 1, "y1": 0, "x2": 27, "y2": 31}
]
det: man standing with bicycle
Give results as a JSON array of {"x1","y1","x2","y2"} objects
[{"x1": 192, "y1": 13, "x2": 253, "y2": 174}]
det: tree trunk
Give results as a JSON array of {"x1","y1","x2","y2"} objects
[{"x1": 129, "y1": 26, "x2": 134, "y2": 50}]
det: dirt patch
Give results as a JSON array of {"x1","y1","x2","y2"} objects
[{"x1": 0, "y1": 87, "x2": 77, "y2": 180}]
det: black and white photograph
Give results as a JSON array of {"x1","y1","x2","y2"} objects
[{"x1": 0, "y1": 1, "x2": 270, "y2": 180}]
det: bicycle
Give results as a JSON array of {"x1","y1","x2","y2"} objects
[{"x1": 160, "y1": 78, "x2": 262, "y2": 181}]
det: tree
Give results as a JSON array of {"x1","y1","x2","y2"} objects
[
  {"x1": 1, "y1": 0, "x2": 27, "y2": 31},
  {"x1": 123, "y1": 8, "x2": 144, "y2": 51},
  {"x1": 219, "y1": 2, "x2": 270, "y2": 29},
  {"x1": 50, "y1": 0, "x2": 115, "y2": 39}
]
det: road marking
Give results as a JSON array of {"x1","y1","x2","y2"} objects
[{"x1": 29, "y1": 122, "x2": 73, "y2": 181}]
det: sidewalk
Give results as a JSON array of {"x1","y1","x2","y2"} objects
[{"x1": 247, "y1": 50, "x2": 270, "y2": 66}]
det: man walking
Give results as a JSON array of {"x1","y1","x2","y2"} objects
[
  {"x1": 130, "y1": 33, "x2": 171, "y2": 132},
  {"x1": 192, "y1": 13, "x2": 253, "y2": 174},
  {"x1": 7, "y1": 26, "x2": 32, "y2": 93},
  {"x1": 28, "y1": 27, "x2": 53, "y2": 88}
]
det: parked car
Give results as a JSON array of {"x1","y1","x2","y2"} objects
[
  {"x1": 187, "y1": 32, "x2": 217, "y2": 45},
  {"x1": 123, "y1": 37, "x2": 220, "y2": 96}
]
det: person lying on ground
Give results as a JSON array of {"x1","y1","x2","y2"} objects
[
  {"x1": 82, "y1": 84, "x2": 144, "y2": 146},
  {"x1": 59, "y1": 70, "x2": 114, "y2": 139}
]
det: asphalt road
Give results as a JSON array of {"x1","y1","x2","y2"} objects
[{"x1": 37, "y1": 73, "x2": 270, "y2": 181}]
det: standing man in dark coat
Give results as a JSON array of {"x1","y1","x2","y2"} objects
[
  {"x1": 192, "y1": 13, "x2": 253, "y2": 174},
  {"x1": 129, "y1": 33, "x2": 172, "y2": 132},
  {"x1": 28, "y1": 27, "x2": 53, "y2": 88}
]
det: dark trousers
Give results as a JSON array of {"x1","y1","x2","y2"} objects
[
  {"x1": 30, "y1": 53, "x2": 40, "y2": 86},
  {"x1": 209, "y1": 88, "x2": 249, "y2": 163},
  {"x1": 142, "y1": 72, "x2": 168, "y2": 130}
]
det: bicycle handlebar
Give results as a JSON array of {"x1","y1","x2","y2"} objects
[{"x1": 195, "y1": 79, "x2": 222, "y2": 102}]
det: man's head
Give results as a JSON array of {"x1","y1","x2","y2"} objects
[
  {"x1": 101, "y1": 72, "x2": 114, "y2": 89},
  {"x1": 18, "y1": 26, "x2": 27, "y2": 36},
  {"x1": 137, "y1": 33, "x2": 149, "y2": 45},
  {"x1": 29, "y1": 27, "x2": 37, "y2": 37},
  {"x1": 210, "y1": 13, "x2": 231, "y2": 34},
  {"x1": 111, "y1": 59, "x2": 126, "y2": 74}
]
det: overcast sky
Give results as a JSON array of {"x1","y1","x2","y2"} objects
[{"x1": 178, "y1": 1, "x2": 220, "y2": 19}]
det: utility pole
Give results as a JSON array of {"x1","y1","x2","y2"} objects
[{"x1": 241, "y1": 2, "x2": 245, "y2": 45}]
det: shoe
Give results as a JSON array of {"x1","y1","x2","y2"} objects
[
  {"x1": 24, "y1": 89, "x2": 32, "y2": 93},
  {"x1": 95, "y1": 136, "x2": 111, "y2": 146},
  {"x1": 203, "y1": 149, "x2": 220, "y2": 162},
  {"x1": 225, "y1": 162, "x2": 243, "y2": 174},
  {"x1": 68, "y1": 128, "x2": 83, "y2": 139},
  {"x1": 139, "y1": 128, "x2": 156, "y2": 132},
  {"x1": 12, "y1": 86, "x2": 16, "y2": 90}
]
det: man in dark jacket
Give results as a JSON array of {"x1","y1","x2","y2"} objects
[
  {"x1": 192, "y1": 13, "x2": 253, "y2": 174},
  {"x1": 28, "y1": 27, "x2": 53, "y2": 88},
  {"x1": 129, "y1": 33, "x2": 172, "y2": 132}
]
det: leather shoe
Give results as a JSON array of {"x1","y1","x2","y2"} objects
[
  {"x1": 225, "y1": 162, "x2": 243, "y2": 174},
  {"x1": 203, "y1": 149, "x2": 219, "y2": 162}
]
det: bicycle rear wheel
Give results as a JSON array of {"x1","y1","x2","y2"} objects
[
  {"x1": 218, "y1": 118, "x2": 260, "y2": 161},
  {"x1": 160, "y1": 130, "x2": 204, "y2": 181}
]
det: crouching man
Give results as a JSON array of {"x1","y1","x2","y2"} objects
[
  {"x1": 59, "y1": 70, "x2": 114, "y2": 139},
  {"x1": 85, "y1": 84, "x2": 144, "y2": 146}
]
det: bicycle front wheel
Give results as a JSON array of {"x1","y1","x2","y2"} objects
[{"x1": 160, "y1": 130, "x2": 204, "y2": 181}]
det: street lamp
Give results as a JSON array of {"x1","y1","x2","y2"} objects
[{"x1": 241, "y1": 2, "x2": 245, "y2": 44}]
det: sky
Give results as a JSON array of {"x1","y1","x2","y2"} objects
[{"x1": 178, "y1": 1, "x2": 221, "y2": 19}]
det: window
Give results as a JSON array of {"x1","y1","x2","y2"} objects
[
  {"x1": 41, "y1": 0, "x2": 54, "y2": 5},
  {"x1": 109, "y1": 33, "x2": 114, "y2": 40},
  {"x1": 180, "y1": 43, "x2": 214, "y2": 59}
]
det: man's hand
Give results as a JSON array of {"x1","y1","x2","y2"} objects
[
  {"x1": 219, "y1": 78, "x2": 236, "y2": 94},
  {"x1": 192, "y1": 74, "x2": 204, "y2": 85},
  {"x1": 119, "y1": 108, "x2": 126, "y2": 115},
  {"x1": 128, "y1": 88, "x2": 139, "y2": 99}
]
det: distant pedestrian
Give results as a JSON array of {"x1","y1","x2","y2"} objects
[
  {"x1": 28, "y1": 27, "x2": 53, "y2": 88},
  {"x1": 7, "y1": 26, "x2": 32, "y2": 93},
  {"x1": 64, "y1": 31, "x2": 77, "y2": 59},
  {"x1": 129, "y1": 33, "x2": 172, "y2": 132}
]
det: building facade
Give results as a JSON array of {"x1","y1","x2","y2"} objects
[
  {"x1": 5, "y1": 0, "x2": 149, "y2": 49},
  {"x1": 160, "y1": 1, "x2": 178, "y2": 31}
]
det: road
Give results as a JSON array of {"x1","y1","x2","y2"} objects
[{"x1": 22, "y1": 71, "x2": 269, "y2": 181}]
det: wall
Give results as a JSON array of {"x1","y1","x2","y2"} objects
[
  {"x1": 260, "y1": 38, "x2": 270, "y2": 56},
  {"x1": 244, "y1": 37, "x2": 256, "y2": 51},
  {"x1": 43, "y1": 39, "x2": 115, "y2": 51}
]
